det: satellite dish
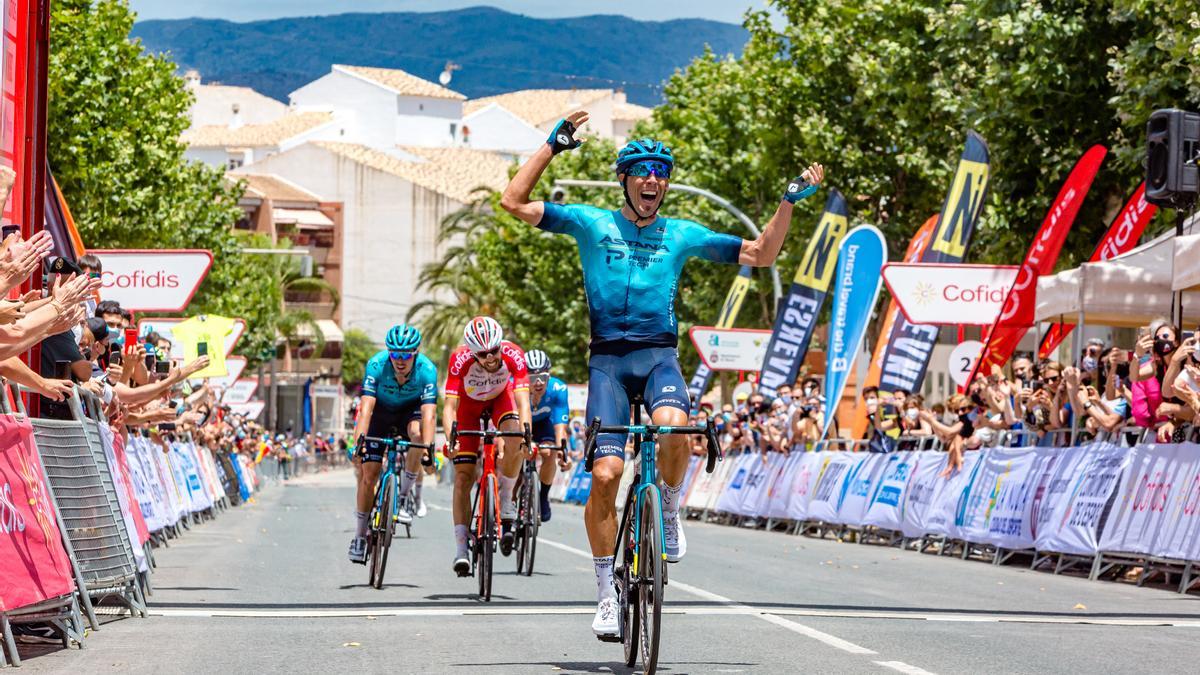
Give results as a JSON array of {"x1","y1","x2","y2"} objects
[{"x1": 439, "y1": 70, "x2": 452, "y2": 86}]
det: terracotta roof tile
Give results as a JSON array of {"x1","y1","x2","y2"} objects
[
  {"x1": 182, "y1": 112, "x2": 333, "y2": 148},
  {"x1": 464, "y1": 89, "x2": 611, "y2": 127},
  {"x1": 232, "y1": 173, "x2": 324, "y2": 203},
  {"x1": 336, "y1": 65, "x2": 466, "y2": 100},
  {"x1": 614, "y1": 101, "x2": 653, "y2": 121},
  {"x1": 313, "y1": 142, "x2": 509, "y2": 202}
]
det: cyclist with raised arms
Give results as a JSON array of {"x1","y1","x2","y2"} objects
[
  {"x1": 526, "y1": 349, "x2": 572, "y2": 522},
  {"x1": 348, "y1": 324, "x2": 438, "y2": 564},
  {"x1": 500, "y1": 110, "x2": 823, "y2": 636},
  {"x1": 443, "y1": 316, "x2": 532, "y2": 575}
]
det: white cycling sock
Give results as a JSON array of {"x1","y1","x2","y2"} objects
[
  {"x1": 662, "y1": 478, "x2": 684, "y2": 515},
  {"x1": 354, "y1": 511, "x2": 369, "y2": 538},
  {"x1": 499, "y1": 474, "x2": 517, "y2": 512},
  {"x1": 454, "y1": 524, "x2": 469, "y2": 556},
  {"x1": 414, "y1": 478, "x2": 424, "y2": 501},
  {"x1": 594, "y1": 555, "x2": 617, "y2": 602},
  {"x1": 400, "y1": 470, "x2": 418, "y2": 497}
]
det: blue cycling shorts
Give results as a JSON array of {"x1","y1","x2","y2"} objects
[
  {"x1": 586, "y1": 347, "x2": 689, "y2": 464},
  {"x1": 532, "y1": 417, "x2": 559, "y2": 444}
]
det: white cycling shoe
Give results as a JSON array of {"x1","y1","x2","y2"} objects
[
  {"x1": 592, "y1": 597, "x2": 619, "y2": 637},
  {"x1": 416, "y1": 497, "x2": 428, "y2": 518},
  {"x1": 396, "y1": 505, "x2": 413, "y2": 525},
  {"x1": 664, "y1": 512, "x2": 686, "y2": 563},
  {"x1": 347, "y1": 536, "x2": 367, "y2": 564}
]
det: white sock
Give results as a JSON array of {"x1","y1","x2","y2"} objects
[
  {"x1": 662, "y1": 479, "x2": 684, "y2": 515},
  {"x1": 414, "y1": 479, "x2": 424, "y2": 501},
  {"x1": 594, "y1": 556, "x2": 616, "y2": 602},
  {"x1": 454, "y1": 524, "x2": 469, "y2": 556},
  {"x1": 400, "y1": 470, "x2": 418, "y2": 497},
  {"x1": 499, "y1": 474, "x2": 517, "y2": 511},
  {"x1": 354, "y1": 511, "x2": 369, "y2": 538}
]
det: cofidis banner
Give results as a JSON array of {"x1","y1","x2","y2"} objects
[
  {"x1": 875, "y1": 133, "x2": 990, "y2": 395},
  {"x1": 757, "y1": 190, "x2": 850, "y2": 398},
  {"x1": 970, "y1": 145, "x2": 1106, "y2": 382},
  {"x1": 820, "y1": 225, "x2": 887, "y2": 439},
  {"x1": 686, "y1": 265, "x2": 752, "y2": 403}
]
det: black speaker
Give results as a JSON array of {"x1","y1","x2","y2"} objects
[{"x1": 1145, "y1": 108, "x2": 1200, "y2": 209}]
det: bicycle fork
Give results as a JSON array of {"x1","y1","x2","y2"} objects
[{"x1": 630, "y1": 435, "x2": 665, "y2": 578}]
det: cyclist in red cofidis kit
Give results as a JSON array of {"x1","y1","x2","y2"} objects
[{"x1": 442, "y1": 316, "x2": 532, "y2": 575}]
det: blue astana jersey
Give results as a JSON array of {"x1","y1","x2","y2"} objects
[
  {"x1": 361, "y1": 351, "x2": 438, "y2": 410},
  {"x1": 538, "y1": 203, "x2": 742, "y2": 351},
  {"x1": 532, "y1": 376, "x2": 570, "y2": 425}
]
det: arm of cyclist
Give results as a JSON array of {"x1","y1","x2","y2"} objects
[
  {"x1": 739, "y1": 163, "x2": 825, "y2": 267},
  {"x1": 553, "y1": 423, "x2": 572, "y2": 469},
  {"x1": 500, "y1": 110, "x2": 590, "y2": 225},
  {"x1": 353, "y1": 395, "x2": 375, "y2": 448},
  {"x1": 441, "y1": 394, "x2": 459, "y2": 458}
]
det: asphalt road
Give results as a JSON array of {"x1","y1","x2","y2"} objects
[{"x1": 17, "y1": 467, "x2": 1200, "y2": 674}]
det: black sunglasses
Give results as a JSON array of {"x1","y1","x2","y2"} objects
[{"x1": 475, "y1": 347, "x2": 501, "y2": 358}]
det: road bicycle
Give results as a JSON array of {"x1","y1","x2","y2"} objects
[
  {"x1": 449, "y1": 415, "x2": 531, "y2": 601},
  {"x1": 361, "y1": 435, "x2": 432, "y2": 590},
  {"x1": 584, "y1": 396, "x2": 721, "y2": 674},
  {"x1": 514, "y1": 439, "x2": 568, "y2": 576}
]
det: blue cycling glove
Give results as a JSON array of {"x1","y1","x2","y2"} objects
[
  {"x1": 547, "y1": 118, "x2": 582, "y2": 155},
  {"x1": 783, "y1": 176, "x2": 818, "y2": 204}
]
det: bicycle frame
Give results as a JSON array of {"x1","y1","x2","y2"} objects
[
  {"x1": 628, "y1": 419, "x2": 665, "y2": 577},
  {"x1": 475, "y1": 434, "x2": 502, "y2": 540}
]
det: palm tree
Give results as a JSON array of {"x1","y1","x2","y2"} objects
[
  {"x1": 275, "y1": 308, "x2": 325, "y2": 371},
  {"x1": 407, "y1": 190, "x2": 502, "y2": 362}
]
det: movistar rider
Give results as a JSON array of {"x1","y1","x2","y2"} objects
[
  {"x1": 526, "y1": 349, "x2": 572, "y2": 522},
  {"x1": 348, "y1": 324, "x2": 438, "y2": 564},
  {"x1": 500, "y1": 110, "x2": 824, "y2": 636}
]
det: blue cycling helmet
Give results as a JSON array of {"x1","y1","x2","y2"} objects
[
  {"x1": 385, "y1": 324, "x2": 422, "y2": 352},
  {"x1": 615, "y1": 138, "x2": 674, "y2": 175}
]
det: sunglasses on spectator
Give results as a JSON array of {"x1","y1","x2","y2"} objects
[
  {"x1": 957, "y1": 406, "x2": 974, "y2": 414},
  {"x1": 388, "y1": 350, "x2": 417, "y2": 361},
  {"x1": 1044, "y1": 375, "x2": 1060, "y2": 382},
  {"x1": 625, "y1": 161, "x2": 672, "y2": 180},
  {"x1": 474, "y1": 347, "x2": 501, "y2": 359}
]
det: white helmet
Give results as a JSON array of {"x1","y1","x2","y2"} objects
[{"x1": 463, "y1": 316, "x2": 503, "y2": 353}]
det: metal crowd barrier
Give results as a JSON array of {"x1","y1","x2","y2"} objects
[{"x1": 14, "y1": 385, "x2": 146, "y2": 629}]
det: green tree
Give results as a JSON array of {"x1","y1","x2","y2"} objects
[
  {"x1": 47, "y1": 0, "x2": 281, "y2": 361},
  {"x1": 341, "y1": 328, "x2": 376, "y2": 394}
]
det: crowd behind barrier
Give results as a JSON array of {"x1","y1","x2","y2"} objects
[{"x1": 0, "y1": 383, "x2": 346, "y2": 667}]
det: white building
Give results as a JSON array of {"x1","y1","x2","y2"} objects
[
  {"x1": 289, "y1": 64, "x2": 466, "y2": 150},
  {"x1": 184, "y1": 70, "x2": 288, "y2": 128},
  {"x1": 234, "y1": 142, "x2": 510, "y2": 339},
  {"x1": 463, "y1": 88, "x2": 652, "y2": 155}
]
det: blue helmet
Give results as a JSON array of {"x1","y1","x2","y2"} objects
[
  {"x1": 385, "y1": 324, "x2": 422, "y2": 352},
  {"x1": 616, "y1": 138, "x2": 674, "y2": 175}
]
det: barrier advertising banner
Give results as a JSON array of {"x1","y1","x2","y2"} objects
[
  {"x1": 92, "y1": 249, "x2": 213, "y2": 312},
  {"x1": 687, "y1": 265, "x2": 752, "y2": 402},
  {"x1": 757, "y1": 190, "x2": 850, "y2": 398},
  {"x1": 970, "y1": 145, "x2": 1107, "y2": 382},
  {"x1": 821, "y1": 225, "x2": 887, "y2": 439},
  {"x1": 835, "y1": 453, "x2": 888, "y2": 526},
  {"x1": 882, "y1": 263, "x2": 1019, "y2": 326},
  {"x1": 806, "y1": 452, "x2": 861, "y2": 523},
  {"x1": 875, "y1": 133, "x2": 991, "y2": 395},
  {"x1": 1097, "y1": 444, "x2": 1198, "y2": 557},
  {"x1": 1038, "y1": 184, "x2": 1157, "y2": 358},
  {"x1": 0, "y1": 416, "x2": 75, "y2": 611},
  {"x1": 863, "y1": 451, "x2": 918, "y2": 531},
  {"x1": 1034, "y1": 444, "x2": 1125, "y2": 555}
]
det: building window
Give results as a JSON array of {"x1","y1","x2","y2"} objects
[
  {"x1": 227, "y1": 156, "x2": 244, "y2": 170},
  {"x1": 449, "y1": 122, "x2": 457, "y2": 140}
]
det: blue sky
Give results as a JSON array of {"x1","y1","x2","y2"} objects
[{"x1": 129, "y1": 1, "x2": 770, "y2": 24}]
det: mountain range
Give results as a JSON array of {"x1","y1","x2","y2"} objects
[{"x1": 131, "y1": 7, "x2": 749, "y2": 105}]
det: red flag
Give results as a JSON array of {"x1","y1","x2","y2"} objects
[
  {"x1": 1037, "y1": 183, "x2": 1157, "y2": 358},
  {"x1": 970, "y1": 145, "x2": 1107, "y2": 381}
]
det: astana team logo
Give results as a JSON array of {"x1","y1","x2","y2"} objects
[{"x1": 557, "y1": 134, "x2": 570, "y2": 145}]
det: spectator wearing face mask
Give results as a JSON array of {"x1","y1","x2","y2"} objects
[
  {"x1": 1130, "y1": 318, "x2": 1182, "y2": 438},
  {"x1": 919, "y1": 393, "x2": 982, "y2": 475},
  {"x1": 790, "y1": 395, "x2": 823, "y2": 450},
  {"x1": 862, "y1": 386, "x2": 900, "y2": 447},
  {"x1": 1171, "y1": 340, "x2": 1200, "y2": 430},
  {"x1": 799, "y1": 377, "x2": 823, "y2": 404}
]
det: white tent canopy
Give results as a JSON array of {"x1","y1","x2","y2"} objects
[
  {"x1": 1036, "y1": 213, "x2": 1200, "y2": 327},
  {"x1": 1172, "y1": 233, "x2": 1200, "y2": 291}
]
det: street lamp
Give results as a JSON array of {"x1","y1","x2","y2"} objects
[{"x1": 552, "y1": 179, "x2": 784, "y2": 304}]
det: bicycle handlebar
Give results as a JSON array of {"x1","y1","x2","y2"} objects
[
  {"x1": 447, "y1": 421, "x2": 532, "y2": 455},
  {"x1": 584, "y1": 417, "x2": 723, "y2": 474},
  {"x1": 361, "y1": 435, "x2": 435, "y2": 466}
]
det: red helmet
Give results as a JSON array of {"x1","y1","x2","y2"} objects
[{"x1": 463, "y1": 316, "x2": 503, "y2": 353}]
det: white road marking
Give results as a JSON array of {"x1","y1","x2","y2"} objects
[
  {"x1": 149, "y1": 606, "x2": 758, "y2": 619},
  {"x1": 540, "y1": 537, "x2": 878, "y2": 655},
  {"x1": 875, "y1": 661, "x2": 938, "y2": 675}
]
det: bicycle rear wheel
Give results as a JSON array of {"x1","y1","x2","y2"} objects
[
  {"x1": 639, "y1": 485, "x2": 664, "y2": 673},
  {"x1": 479, "y1": 474, "x2": 496, "y2": 601},
  {"x1": 371, "y1": 477, "x2": 396, "y2": 589}
]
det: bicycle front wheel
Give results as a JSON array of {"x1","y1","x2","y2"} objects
[
  {"x1": 479, "y1": 474, "x2": 496, "y2": 601},
  {"x1": 524, "y1": 476, "x2": 539, "y2": 576},
  {"x1": 639, "y1": 485, "x2": 664, "y2": 673},
  {"x1": 371, "y1": 477, "x2": 396, "y2": 589}
]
